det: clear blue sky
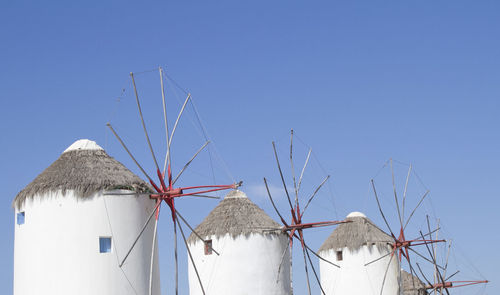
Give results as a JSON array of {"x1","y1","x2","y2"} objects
[{"x1": 1, "y1": 1, "x2": 498, "y2": 294}]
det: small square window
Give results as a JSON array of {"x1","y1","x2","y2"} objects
[
  {"x1": 336, "y1": 250, "x2": 343, "y2": 261},
  {"x1": 204, "y1": 240, "x2": 213, "y2": 255},
  {"x1": 99, "y1": 237, "x2": 112, "y2": 253},
  {"x1": 17, "y1": 212, "x2": 25, "y2": 225}
]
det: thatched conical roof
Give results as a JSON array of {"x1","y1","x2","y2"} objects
[
  {"x1": 187, "y1": 190, "x2": 282, "y2": 243},
  {"x1": 402, "y1": 270, "x2": 427, "y2": 295},
  {"x1": 318, "y1": 212, "x2": 393, "y2": 252},
  {"x1": 13, "y1": 139, "x2": 151, "y2": 209}
]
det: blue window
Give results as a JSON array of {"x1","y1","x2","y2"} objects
[
  {"x1": 17, "y1": 212, "x2": 25, "y2": 225},
  {"x1": 99, "y1": 237, "x2": 112, "y2": 253}
]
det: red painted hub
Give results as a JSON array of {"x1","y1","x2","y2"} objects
[
  {"x1": 282, "y1": 203, "x2": 349, "y2": 248},
  {"x1": 148, "y1": 167, "x2": 238, "y2": 222},
  {"x1": 390, "y1": 226, "x2": 445, "y2": 263}
]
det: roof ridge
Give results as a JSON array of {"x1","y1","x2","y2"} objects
[
  {"x1": 188, "y1": 191, "x2": 282, "y2": 243},
  {"x1": 318, "y1": 215, "x2": 393, "y2": 252},
  {"x1": 13, "y1": 146, "x2": 151, "y2": 209}
]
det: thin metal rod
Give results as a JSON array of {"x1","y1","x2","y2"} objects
[
  {"x1": 398, "y1": 261, "x2": 403, "y2": 295},
  {"x1": 107, "y1": 123, "x2": 153, "y2": 182},
  {"x1": 276, "y1": 243, "x2": 290, "y2": 283},
  {"x1": 160, "y1": 67, "x2": 171, "y2": 176},
  {"x1": 167, "y1": 93, "x2": 191, "y2": 164},
  {"x1": 407, "y1": 259, "x2": 420, "y2": 294},
  {"x1": 425, "y1": 216, "x2": 436, "y2": 288},
  {"x1": 289, "y1": 129, "x2": 299, "y2": 207},
  {"x1": 175, "y1": 185, "x2": 237, "y2": 198},
  {"x1": 408, "y1": 248, "x2": 446, "y2": 270},
  {"x1": 417, "y1": 262, "x2": 434, "y2": 286},
  {"x1": 301, "y1": 246, "x2": 312, "y2": 295},
  {"x1": 172, "y1": 141, "x2": 210, "y2": 185},
  {"x1": 365, "y1": 251, "x2": 391, "y2": 266},
  {"x1": 371, "y1": 179, "x2": 395, "y2": 237},
  {"x1": 304, "y1": 243, "x2": 340, "y2": 268},
  {"x1": 420, "y1": 227, "x2": 441, "y2": 240},
  {"x1": 177, "y1": 216, "x2": 206, "y2": 295},
  {"x1": 379, "y1": 253, "x2": 394, "y2": 295},
  {"x1": 272, "y1": 141, "x2": 294, "y2": 211},
  {"x1": 445, "y1": 271, "x2": 459, "y2": 281},
  {"x1": 176, "y1": 209, "x2": 220, "y2": 255},
  {"x1": 403, "y1": 190, "x2": 430, "y2": 230},
  {"x1": 443, "y1": 240, "x2": 452, "y2": 280},
  {"x1": 130, "y1": 72, "x2": 160, "y2": 172},
  {"x1": 430, "y1": 217, "x2": 439, "y2": 289},
  {"x1": 301, "y1": 175, "x2": 330, "y2": 218},
  {"x1": 112, "y1": 192, "x2": 219, "y2": 198},
  {"x1": 185, "y1": 194, "x2": 221, "y2": 199},
  {"x1": 297, "y1": 148, "x2": 312, "y2": 195},
  {"x1": 390, "y1": 159, "x2": 404, "y2": 229},
  {"x1": 175, "y1": 184, "x2": 239, "y2": 190},
  {"x1": 430, "y1": 218, "x2": 447, "y2": 295},
  {"x1": 120, "y1": 201, "x2": 162, "y2": 267},
  {"x1": 290, "y1": 244, "x2": 294, "y2": 295},
  {"x1": 402, "y1": 164, "x2": 412, "y2": 224},
  {"x1": 264, "y1": 177, "x2": 289, "y2": 226},
  {"x1": 148, "y1": 214, "x2": 159, "y2": 295},
  {"x1": 305, "y1": 247, "x2": 326, "y2": 295},
  {"x1": 174, "y1": 219, "x2": 178, "y2": 295}
]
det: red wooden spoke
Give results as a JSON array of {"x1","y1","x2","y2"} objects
[
  {"x1": 149, "y1": 166, "x2": 239, "y2": 223},
  {"x1": 390, "y1": 226, "x2": 445, "y2": 263},
  {"x1": 285, "y1": 220, "x2": 347, "y2": 231},
  {"x1": 281, "y1": 202, "x2": 350, "y2": 250},
  {"x1": 154, "y1": 199, "x2": 161, "y2": 220},
  {"x1": 425, "y1": 280, "x2": 488, "y2": 290}
]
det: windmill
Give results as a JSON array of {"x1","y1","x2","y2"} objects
[
  {"x1": 263, "y1": 130, "x2": 349, "y2": 295},
  {"x1": 106, "y1": 67, "x2": 240, "y2": 295},
  {"x1": 368, "y1": 159, "x2": 446, "y2": 295},
  {"x1": 414, "y1": 216, "x2": 489, "y2": 295}
]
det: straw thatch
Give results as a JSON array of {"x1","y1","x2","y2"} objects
[
  {"x1": 187, "y1": 190, "x2": 283, "y2": 243},
  {"x1": 13, "y1": 148, "x2": 151, "y2": 209},
  {"x1": 402, "y1": 270, "x2": 427, "y2": 295},
  {"x1": 318, "y1": 213, "x2": 393, "y2": 253}
]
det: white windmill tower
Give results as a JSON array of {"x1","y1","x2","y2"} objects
[
  {"x1": 318, "y1": 211, "x2": 400, "y2": 295},
  {"x1": 13, "y1": 139, "x2": 161, "y2": 295},
  {"x1": 186, "y1": 189, "x2": 291, "y2": 295}
]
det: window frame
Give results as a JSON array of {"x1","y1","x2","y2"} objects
[
  {"x1": 204, "y1": 239, "x2": 213, "y2": 255},
  {"x1": 16, "y1": 212, "x2": 25, "y2": 225},
  {"x1": 336, "y1": 250, "x2": 343, "y2": 261},
  {"x1": 99, "y1": 236, "x2": 112, "y2": 253}
]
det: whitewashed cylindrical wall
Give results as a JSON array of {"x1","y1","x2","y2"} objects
[
  {"x1": 188, "y1": 233, "x2": 291, "y2": 295},
  {"x1": 13, "y1": 189, "x2": 160, "y2": 295},
  {"x1": 319, "y1": 243, "x2": 400, "y2": 295}
]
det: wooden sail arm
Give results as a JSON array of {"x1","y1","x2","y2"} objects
[
  {"x1": 425, "y1": 280, "x2": 488, "y2": 289},
  {"x1": 393, "y1": 238, "x2": 445, "y2": 249},
  {"x1": 283, "y1": 220, "x2": 351, "y2": 231},
  {"x1": 151, "y1": 183, "x2": 240, "y2": 199}
]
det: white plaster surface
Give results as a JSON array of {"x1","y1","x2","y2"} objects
[
  {"x1": 13, "y1": 190, "x2": 160, "y2": 295},
  {"x1": 346, "y1": 211, "x2": 367, "y2": 218},
  {"x1": 63, "y1": 139, "x2": 103, "y2": 153},
  {"x1": 188, "y1": 233, "x2": 291, "y2": 295},
  {"x1": 319, "y1": 245, "x2": 400, "y2": 295}
]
